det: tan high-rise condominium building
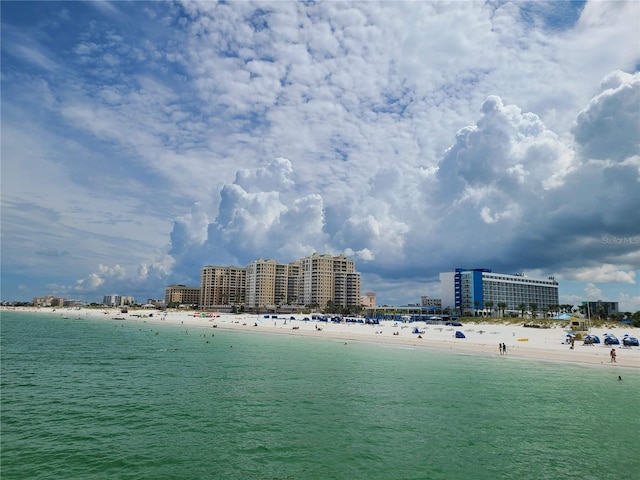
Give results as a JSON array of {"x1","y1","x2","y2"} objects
[
  {"x1": 245, "y1": 259, "x2": 304, "y2": 309},
  {"x1": 200, "y1": 266, "x2": 246, "y2": 309},
  {"x1": 286, "y1": 261, "x2": 302, "y2": 306},
  {"x1": 165, "y1": 284, "x2": 201, "y2": 307},
  {"x1": 299, "y1": 253, "x2": 360, "y2": 308},
  {"x1": 301, "y1": 253, "x2": 335, "y2": 308},
  {"x1": 246, "y1": 259, "x2": 277, "y2": 309},
  {"x1": 195, "y1": 254, "x2": 361, "y2": 310}
]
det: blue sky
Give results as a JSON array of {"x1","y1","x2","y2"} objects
[{"x1": 1, "y1": 1, "x2": 639, "y2": 311}]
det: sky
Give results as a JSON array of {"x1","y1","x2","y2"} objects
[{"x1": 1, "y1": 1, "x2": 639, "y2": 311}]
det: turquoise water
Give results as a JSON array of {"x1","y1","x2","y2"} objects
[{"x1": 2, "y1": 311, "x2": 638, "y2": 480}]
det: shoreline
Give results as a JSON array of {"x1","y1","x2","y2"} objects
[{"x1": 3, "y1": 306, "x2": 639, "y2": 369}]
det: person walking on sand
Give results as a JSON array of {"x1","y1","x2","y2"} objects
[
  {"x1": 610, "y1": 348, "x2": 617, "y2": 362},
  {"x1": 502, "y1": 343, "x2": 507, "y2": 355},
  {"x1": 499, "y1": 343, "x2": 503, "y2": 355}
]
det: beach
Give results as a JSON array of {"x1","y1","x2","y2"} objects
[{"x1": 7, "y1": 306, "x2": 639, "y2": 368}]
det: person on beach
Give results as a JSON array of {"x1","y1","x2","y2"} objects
[
  {"x1": 502, "y1": 343, "x2": 507, "y2": 355},
  {"x1": 610, "y1": 348, "x2": 617, "y2": 362},
  {"x1": 499, "y1": 343, "x2": 503, "y2": 355}
]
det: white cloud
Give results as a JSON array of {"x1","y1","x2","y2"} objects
[
  {"x1": 572, "y1": 70, "x2": 640, "y2": 162},
  {"x1": 617, "y1": 292, "x2": 640, "y2": 313},
  {"x1": 567, "y1": 266, "x2": 636, "y2": 285},
  {"x1": 584, "y1": 283, "x2": 603, "y2": 299}
]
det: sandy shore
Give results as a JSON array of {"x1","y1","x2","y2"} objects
[{"x1": 5, "y1": 307, "x2": 640, "y2": 369}]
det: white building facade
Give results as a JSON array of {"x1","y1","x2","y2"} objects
[{"x1": 440, "y1": 268, "x2": 559, "y2": 315}]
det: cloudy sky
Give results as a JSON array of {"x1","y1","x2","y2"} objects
[{"x1": 2, "y1": 1, "x2": 639, "y2": 311}]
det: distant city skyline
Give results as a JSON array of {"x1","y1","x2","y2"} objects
[{"x1": 2, "y1": 1, "x2": 639, "y2": 310}]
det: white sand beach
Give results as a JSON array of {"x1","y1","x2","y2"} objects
[{"x1": 6, "y1": 307, "x2": 640, "y2": 369}]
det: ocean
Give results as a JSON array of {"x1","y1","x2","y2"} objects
[{"x1": 1, "y1": 311, "x2": 638, "y2": 479}]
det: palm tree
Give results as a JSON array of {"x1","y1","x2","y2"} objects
[
  {"x1": 529, "y1": 303, "x2": 538, "y2": 319},
  {"x1": 485, "y1": 301, "x2": 494, "y2": 318},
  {"x1": 498, "y1": 302, "x2": 507, "y2": 319},
  {"x1": 474, "y1": 300, "x2": 481, "y2": 317},
  {"x1": 518, "y1": 303, "x2": 527, "y2": 318}
]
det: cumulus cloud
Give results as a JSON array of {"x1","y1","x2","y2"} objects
[
  {"x1": 167, "y1": 157, "x2": 329, "y2": 281},
  {"x1": 617, "y1": 292, "x2": 640, "y2": 313},
  {"x1": 39, "y1": 68, "x2": 640, "y2": 304},
  {"x1": 160, "y1": 69, "x2": 639, "y2": 293},
  {"x1": 566, "y1": 266, "x2": 637, "y2": 284},
  {"x1": 584, "y1": 283, "x2": 603, "y2": 299},
  {"x1": 572, "y1": 71, "x2": 640, "y2": 162},
  {"x1": 436, "y1": 95, "x2": 574, "y2": 203}
]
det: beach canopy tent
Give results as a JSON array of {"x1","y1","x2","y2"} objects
[{"x1": 455, "y1": 331, "x2": 466, "y2": 339}]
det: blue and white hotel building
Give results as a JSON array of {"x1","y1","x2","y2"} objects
[{"x1": 440, "y1": 268, "x2": 559, "y2": 315}]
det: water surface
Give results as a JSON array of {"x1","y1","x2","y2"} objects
[{"x1": 2, "y1": 312, "x2": 638, "y2": 479}]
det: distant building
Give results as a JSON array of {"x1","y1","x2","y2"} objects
[
  {"x1": 331, "y1": 254, "x2": 362, "y2": 309},
  {"x1": 120, "y1": 296, "x2": 134, "y2": 306},
  {"x1": 299, "y1": 253, "x2": 361, "y2": 308},
  {"x1": 583, "y1": 300, "x2": 619, "y2": 319},
  {"x1": 246, "y1": 259, "x2": 278, "y2": 309},
  {"x1": 63, "y1": 299, "x2": 84, "y2": 307},
  {"x1": 420, "y1": 296, "x2": 442, "y2": 309},
  {"x1": 361, "y1": 291, "x2": 376, "y2": 309},
  {"x1": 145, "y1": 299, "x2": 165, "y2": 309},
  {"x1": 33, "y1": 295, "x2": 65, "y2": 307},
  {"x1": 440, "y1": 268, "x2": 559, "y2": 315},
  {"x1": 102, "y1": 294, "x2": 135, "y2": 307},
  {"x1": 164, "y1": 285, "x2": 200, "y2": 307},
  {"x1": 245, "y1": 258, "x2": 301, "y2": 309},
  {"x1": 196, "y1": 253, "x2": 361, "y2": 311},
  {"x1": 103, "y1": 294, "x2": 118, "y2": 306},
  {"x1": 286, "y1": 261, "x2": 302, "y2": 306},
  {"x1": 200, "y1": 266, "x2": 246, "y2": 309},
  {"x1": 243, "y1": 253, "x2": 361, "y2": 310}
]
